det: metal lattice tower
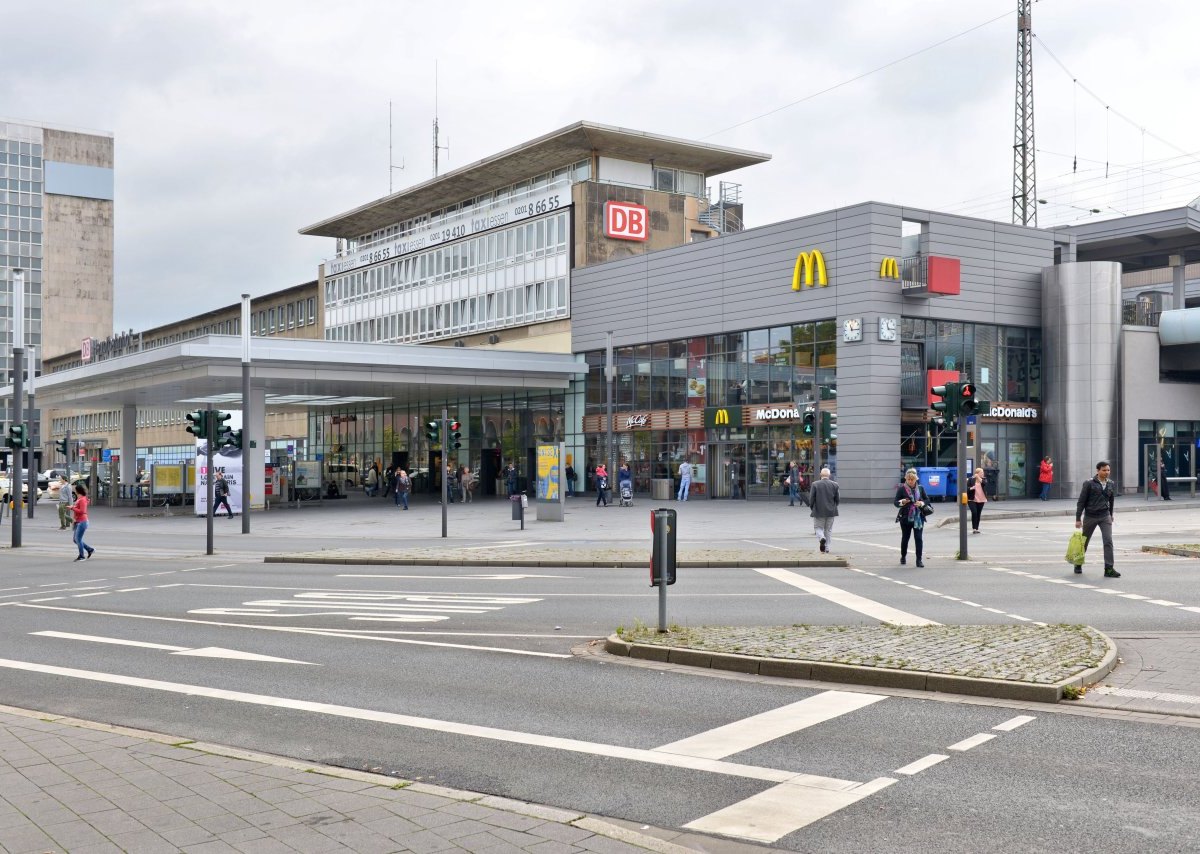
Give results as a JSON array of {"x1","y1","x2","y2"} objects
[{"x1": 1012, "y1": 0, "x2": 1037, "y2": 226}]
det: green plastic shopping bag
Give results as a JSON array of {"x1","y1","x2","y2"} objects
[{"x1": 1065, "y1": 530, "x2": 1086, "y2": 566}]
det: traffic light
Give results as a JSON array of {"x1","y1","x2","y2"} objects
[
  {"x1": 426, "y1": 419, "x2": 440, "y2": 444},
  {"x1": 5, "y1": 424, "x2": 29, "y2": 449},
  {"x1": 186, "y1": 410, "x2": 207, "y2": 439},
  {"x1": 958, "y1": 383, "x2": 979, "y2": 417},
  {"x1": 449, "y1": 420, "x2": 462, "y2": 449},
  {"x1": 821, "y1": 411, "x2": 835, "y2": 439},
  {"x1": 931, "y1": 382, "x2": 960, "y2": 420},
  {"x1": 802, "y1": 408, "x2": 815, "y2": 436},
  {"x1": 225, "y1": 429, "x2": 243, "y2": 449},
  {"x1": 55, "y1": 438, "x2": 69, "y2": 457},
  {"x1": 212, "y1": 411, "x2": 232, "y2": 445}
]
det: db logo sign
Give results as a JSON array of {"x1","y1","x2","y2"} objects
[{"x1": 605, "y1": 201, "x2": 648, "y2": 241}]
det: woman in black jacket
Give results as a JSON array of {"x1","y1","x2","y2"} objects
[{"x1": 894, "y1": 468, "x2": 930, "y2": 567}]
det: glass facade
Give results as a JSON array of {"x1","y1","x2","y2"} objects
[
  {"x1": 0, "y1": 122, "x2": 44, "y2": 425},
  {"x1": 900, "y1": 318, "x2": 1043, "y2": 497},
  {"x1": 324, "y1": 211, "x2": 570, "y2": 344},
  {"x1": 308, "y1": 389, "x2": 568, "y2": 497},
  {"x1": 578, "y1": 321, "x2": 838, "y2": 499}
]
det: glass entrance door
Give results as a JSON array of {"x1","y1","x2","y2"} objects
[
  {"x1": 1007, "y1": 441, "x2": 1028, "y2": 498},
  {"x1": 707, "y1": 442, "x2": 744, "y2": 498}
]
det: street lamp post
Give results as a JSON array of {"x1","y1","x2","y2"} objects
[
  {"x1": 9, "y1": 269, "x2": 25, "y2": 547},
  {"x1": 241, "y1": 294, "x2": 251, "y2": 534},
  {"x1": 605, "y1": 331, "x2": 614, "y2": 492}
]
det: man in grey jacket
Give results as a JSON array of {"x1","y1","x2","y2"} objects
[{"x1": 808, "y1": 467, "x2": 840, "y2": 553}]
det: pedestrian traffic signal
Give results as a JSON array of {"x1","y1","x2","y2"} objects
[
  {"x1": 186, "y1": 410, "x2": 207, "y2": 439},
  {"x1": 803, "y1": 408, "x2": 815, "y2": 436},
  {"x1": 55, "y1": 437, "x2": 69, "y2": 456},
  {"x1": 5, "y1": 424, "x2": 28, "y2": 449},
  {"x1": 959, "y1": 383, "x2": 979, "y2": 417},
  {"x1": 931, "y1": 382, "x2": 960, "y2": 419},
  {"x1": 426, "y1": 420, "x2": 440, "y2": 444},
  {"x1": 449, "y1": 420, "x2": 462, "y2": 449}
]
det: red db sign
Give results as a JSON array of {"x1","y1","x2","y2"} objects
[{"x1": 605, "y1": 201, "x2": 648, "y2": 241}]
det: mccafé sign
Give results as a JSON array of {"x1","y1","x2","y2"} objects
[{"x1": 791, "y1": 249, "x2": 828, "y2": 290}]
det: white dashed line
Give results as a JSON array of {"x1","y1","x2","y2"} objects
[
  {"x1": 948, "y1": 733, "x2": 996, "y2": 752},
  {"x1": 894, "y1": 754, "x2": 949, "y2": 775},
  {"x1": 993, "y1": 715, "x2": 1036, "y2": 731},
  {"x1": 72, "y1": 592, "x2": 110, "y2": 598},
  {"x1": 116, "y1": 587, "x2": 150, "y2": 593},
  {"x1": 30, "y1": 597, "x2": 64, "y2": 602}
]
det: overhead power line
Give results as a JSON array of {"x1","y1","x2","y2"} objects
[{"x1": 701, "y1": 8, "x2": 1013, "y2": 140}]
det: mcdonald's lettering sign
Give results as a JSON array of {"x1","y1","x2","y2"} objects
[
  {"x1": 705, "y1": 406, "x2": 742, "y2": 428},
  {"x1": 879, "y1": 256, "x2": 900, "y2": 280},
  {"x1": 791, "y1": 249, "x2": 828, "y2": 290}
]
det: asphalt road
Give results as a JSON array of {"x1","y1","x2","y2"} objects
[{"x1": 1, "y1": 500, "x2": 1199, "y2": 851}]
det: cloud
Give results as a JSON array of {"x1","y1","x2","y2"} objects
[{"x1": 4, "y1": 0, "x2": 1198, "y2": 329}]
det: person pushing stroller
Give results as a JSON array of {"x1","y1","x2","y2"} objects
[{"x1": 618, "y1": 463, "x2": 633, "y2": 507}]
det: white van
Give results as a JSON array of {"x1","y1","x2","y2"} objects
[{"x1": 326, "y1": 464, "x2": 359, "y2": 491}]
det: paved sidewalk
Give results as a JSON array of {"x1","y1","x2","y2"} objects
[
  {"x1": 0, "y1": 705, "x2": 701, "y2": 854},
  {"x1": 1077, "y1": 632, "x2": 1200, "y2": 718}
]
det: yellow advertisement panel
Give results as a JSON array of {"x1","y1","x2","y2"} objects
[{"x1": 536, "y1": 444, "x2": 561, "y2": 502}]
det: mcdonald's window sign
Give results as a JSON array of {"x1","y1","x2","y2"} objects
[
  {"x1": 604, "y1": 201, "x2": 649, "y2": 241},
  {"x1": 706, "y1": 406, "x2": 743, "y2": 428},
  {"x1": 791, "y1": 249, "x2": 828, "y2": 290},
  {"x1": 879, "y1": 257, "x2": 900, "y2": 280}
]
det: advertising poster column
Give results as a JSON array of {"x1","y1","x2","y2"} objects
[{"x1": 536, "y1": 442, "x2": 564, "y2": 522}]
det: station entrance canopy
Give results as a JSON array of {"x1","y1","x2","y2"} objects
[{"x1": 21, "y1": 337, "x2": 583, "y2": 410}]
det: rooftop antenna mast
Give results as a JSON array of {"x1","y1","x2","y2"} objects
[
  {"x1": 432, "y1": 61, "x2": 449, "y2": 177},
  {"x1": 389, "y1": 101, "x2": 405, "y2": 194},
  {"x1": 1011, "y1": 0, "x2": 1038, "y2": 226}
]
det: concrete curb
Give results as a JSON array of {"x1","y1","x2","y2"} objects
[
  {"x1": 1141, "y1": 545, "x2": 1200, "y2": 558},
  {"x1": 604, "y1": 630, "x2": 1120, "y2": 704},
  {"x1": 265, "y1": 554, "x2": 848, "y2": 568}
]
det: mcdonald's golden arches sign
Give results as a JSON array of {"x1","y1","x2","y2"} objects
[
  {"x1": 705, "y1": 406, "x2": 742, "y2": 428},
  {"x1": 791, "y1": 249, "x2": 828, "y2": 290},
  {"x1": 879, "y1": 257, "x2": 900, "y2": 279}
]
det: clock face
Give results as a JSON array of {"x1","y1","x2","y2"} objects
[
  {"x1": 842, "y1": 317, "x2": 862, "y2": 342},
  {"x1": 879, "y1": 316, "x2": 898, "y2": 341}
]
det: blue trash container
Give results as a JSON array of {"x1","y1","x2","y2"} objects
[
  {"x1": 917, "y1": 467, "x2": 950, "y2": 499},
  {"x1": 946, "y1": 467, "x2": 959, "y2": 501}
]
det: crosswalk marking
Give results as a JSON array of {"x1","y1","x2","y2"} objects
[
  {"x1": 683, "y1": 777, "x2": 896, "y2": 842},
  {"x1": 753, "y1": 568, "x2": 938, "y2": 626},
  {"x1": 654, "y1": 691, "x2": 886, "y2": 760}
]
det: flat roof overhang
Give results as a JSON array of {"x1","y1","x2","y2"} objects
[
  {"x1": 1058, "y1": 206, "x2": 1200, "y2": 273},
  {"x1": 13, "y1": 337, "x2": 583, "y2": 411},
  {"x1": 300, "y1": 121, "x2": 771, "y2": 239}
]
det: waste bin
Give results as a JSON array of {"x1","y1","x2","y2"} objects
[
  {"x1": 917, "y1": 467, "x2": 950, "y2": 499},
  {"x1": 946, "y1": 466, "x2": 959, "y2": 501},
  {"x1": 510, "y1": 494, "x2": 524, "y2": 520},
  {"x1": 651, "y1": 478, "x2": 673, "y2": 501}
]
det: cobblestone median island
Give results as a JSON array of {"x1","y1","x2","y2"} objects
[{"x1": 614, "y1": 623, "x2": 1111, "y2": 685}]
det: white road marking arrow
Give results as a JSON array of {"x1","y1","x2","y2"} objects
[{"x1": 31, "y1": 631, "x2": 317, "y2": 665}]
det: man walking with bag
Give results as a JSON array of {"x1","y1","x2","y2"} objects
[
  {"x1": 1075, "y1": 460, "x2": 1120, "y2": 578},
  {"x1": 808, "y1": 467, "x2": 839, "y2": 553}
]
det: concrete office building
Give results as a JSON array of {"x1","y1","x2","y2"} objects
[
  {"x1": 1, "y1": 118, "x2": 113, "y2": 448},
  {"x1": 27, "y1": 122, "x2": 766, "y2": 502}
]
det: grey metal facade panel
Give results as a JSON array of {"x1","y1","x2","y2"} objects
[{"x1": 571, "y1": 202, "x2": 1053, "y2": 500}]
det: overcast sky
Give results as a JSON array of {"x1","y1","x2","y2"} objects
[{"x1": 5, "y1": 0, "x2": 1199, "y2": 330}]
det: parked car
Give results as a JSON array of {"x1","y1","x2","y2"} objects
[{"x1": 0, "y1": 474, "x2": 45, "y2": 505}]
